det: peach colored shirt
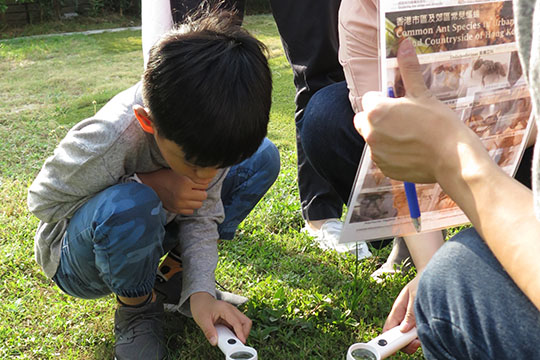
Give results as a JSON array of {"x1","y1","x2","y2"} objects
[{"x1": 338, "y1": 0, "x2": 380, "y2": 113}]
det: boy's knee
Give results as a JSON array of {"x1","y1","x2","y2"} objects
[
  {"x1": 258, "y1": 138, "x2": 280, "y2": 182},
  {"x1": 112, "y1": 182, "x2": 160, "y2": 203},
  {"x1": 93, "y1": 183, "x2": 166, "y2": 242},
  {"x1": 60, "y1": 183, "x2": 167, "y2": 298},
  {"x1": 93, "y1": 184, "x2": 166, "y2": 283},
  {"x1": 235, "y1": 138, "x2": 280, "y2": 186}
]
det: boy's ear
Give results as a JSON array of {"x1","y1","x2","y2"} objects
[{"x1": 133, "y1": 105, "x2": 155, "y2": 134}]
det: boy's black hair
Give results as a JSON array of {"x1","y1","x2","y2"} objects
[{"x1": 143, "y1": 6, "x2": 272, "y2": 168}]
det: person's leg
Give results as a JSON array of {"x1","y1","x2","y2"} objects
[
  {"x1": 269, "y1": 0, "x2": 344, "y2": 225},
  {"x1": 219, "y1": 137, "x2": 280, "y2": 240},
  {"x1": 297, "y1": 81, "x2": 372, "y2": 258},
  {"x1": 415, "y1": 228, "x2": 540, "y2": 359},
  {"x1": 53, "y1": 183, "x2": 168, "y2": 299},
  {"x1": 53, "y1": 182, "x2": 169, "y2": 360},
  {"x1": 301, "y1": 81, "x2": 400, "y2": 258},
  {"x1": 301, "y1": 81, "x2": 365, "y2": 204}
]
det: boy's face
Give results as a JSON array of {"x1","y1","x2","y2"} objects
[
  {"x1": 133, "y1": 105, "x2": 219, "y2": 185},
  {"x1": 154, "y1": 131, "x2": 219, "y2": 185}
]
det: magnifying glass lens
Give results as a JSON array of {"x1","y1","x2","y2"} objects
[
  {"x1": 351, "y1": 348, "x2": 378, "y2": 360},
  {"x1": 229, "y1": 351, "x2": 255, "y2": 359}
]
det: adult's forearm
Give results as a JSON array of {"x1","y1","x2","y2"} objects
[
  {"x1": 437, "y1": 142, "x2": 540, "y2": 311},
  {"x1": 356, "y1": 38, "x2": 540, "y2": 311}
]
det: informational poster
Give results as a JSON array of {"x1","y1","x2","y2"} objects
[{"x1": 340, "y1": 0, "x2": 534, "y2": 243}]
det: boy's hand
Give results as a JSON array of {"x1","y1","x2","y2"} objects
[
  {"x1": 138, "y1": 169, "x2": 209, "y2": 215},
  {"x1": 190, "y1": 292, "x2": 252, "y2": 346}
]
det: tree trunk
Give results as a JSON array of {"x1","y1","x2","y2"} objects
[
  {"x1": 24, "y1": 3, "x2": 31, "y2": 24},
  {"x1": 54, "y1": 0, "x2": 61, "y2": 19}
]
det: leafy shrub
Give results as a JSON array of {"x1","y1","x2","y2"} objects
[{"x1": 88, "y1": 0, "x2": 140, "y2": 16}]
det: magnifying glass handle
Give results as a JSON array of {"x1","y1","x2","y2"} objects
[
  {"x1": 215, "y1": 324, "x2": 258, "y2": 360},
  {"x1": 367, "y1": 326, "x2": 418, "y2": 359},
  {"x1": 216, "y1": 325, "x2": 241, "y2": 353}
]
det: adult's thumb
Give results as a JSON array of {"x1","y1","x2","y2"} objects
[
  {"x1": 361, "y1": 91, "x2": 386, "y2": 113},
  {"x1": 396, "y1": 38, "x2": 430, "y2": 99},
  {"x1": 399, "y1": 302, "x2": 417, "y2": 332}
]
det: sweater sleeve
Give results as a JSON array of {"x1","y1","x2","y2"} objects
[
  {"x1": 27, "y1": 120, "x2": 120, "y2": 223},
  {"x1": 174, "y1": 168, "x2": 228, "y2": 316}
]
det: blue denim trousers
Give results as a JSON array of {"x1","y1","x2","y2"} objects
[
  {"x1": 300, "y1": 81, "x2": 366, "y2": 205},
  {"x1": 52, "y1": 138, "x2": 280, "y2": 299},
  {"x1": 415, "y1": 228, "x2": 540, "y2": 359}
]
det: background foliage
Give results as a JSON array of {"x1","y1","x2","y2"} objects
[
  {"x1": 0, "y1": 0, "x2": 271, "y2": 16},
  {"x1": 0, "y1": 0, "x2": 271, "y2": 37}
]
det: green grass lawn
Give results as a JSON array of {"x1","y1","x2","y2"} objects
[{"x1": 0, "y1": 15, "x2": 423, "y2": 359}]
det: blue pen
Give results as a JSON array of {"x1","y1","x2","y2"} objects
[{"x1": 388, "y1": 87, "x2": 422, "y2": 232}]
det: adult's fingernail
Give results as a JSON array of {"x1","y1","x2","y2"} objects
[
  {"x1": 399, "y1": 321, "x2": 411, "y2": 331},
  {"x1": 210, "y1": 336, "x2": 218, "y2": 346},
  {"x1": 398, "y1": 38, "x2": 416, "y2": 56}
]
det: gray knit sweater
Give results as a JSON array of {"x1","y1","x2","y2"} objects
[
  {"x1": 27, "y1": 83, "x2": 226, "y2": 314},
  {"x1": 514, "y1": 0, "x2": 540, "y2": 217}
]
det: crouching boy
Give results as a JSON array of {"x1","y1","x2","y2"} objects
[{"x1": 27, "y1": 9, "x2": 278, "y2": 360}]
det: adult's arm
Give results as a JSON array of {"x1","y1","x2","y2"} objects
[
  {"x1": 338, "y1": 2, "x2": 445, "y2": 337},
  {"x1": 338, "y1": 0, "x2": 379, "y2": 113},
  {"x1": 356, "y1": 39, "x2": 540, "y2": 311}
]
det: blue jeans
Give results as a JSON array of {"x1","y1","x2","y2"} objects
[
  {"x1": 269, "y1": 0, "x2": 345, "y2": 221},
  {"x1": 300, "y1": 81, "x2": 366, "y2": 205},
  {"x1": 53, "y1": 138, "x2": 280, "y2": 299},
  {"x1": 415, "y1": 228, "x2": 540, "y2": 359}
]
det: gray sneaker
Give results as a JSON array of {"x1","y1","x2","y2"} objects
[
  {"x1": 302, "y1": 219, "x2": 372, "y2": 260},
  {"x1": 114, "y1": 299, "x2": 167, "y2": 360}
]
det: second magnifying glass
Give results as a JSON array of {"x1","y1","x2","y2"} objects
[{"x1": 347, "y1": 326, "x2": 417, "y2": 360}]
